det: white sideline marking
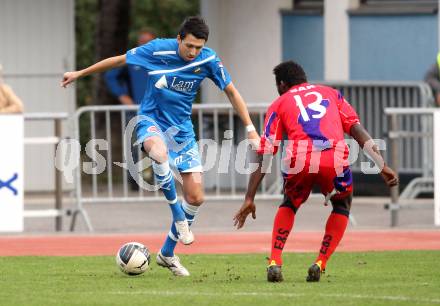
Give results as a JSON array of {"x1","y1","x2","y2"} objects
[{"x1": 109, "y1": 290, "x2": 440, "y2": 304}]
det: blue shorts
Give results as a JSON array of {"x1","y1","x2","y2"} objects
[{"x1": 136, "y1": 117, "x2": 202, "y2": 173}]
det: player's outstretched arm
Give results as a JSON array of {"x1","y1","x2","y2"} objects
[
  {"x1": 224, "y1": 83, "x2": 260, "y2": 147},
  {"x1": 233, "y1": 154, "x2": 265, "y2": 229},
  {"x1": 61, "y1": 55, "x2": 126, "y2": 88},
  {"x1": 350, "y1": 123, "x2": 399, "y2": 187}
]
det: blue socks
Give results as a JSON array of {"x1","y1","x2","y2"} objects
[
  {"x1": 168, "y1": 200, "x2": 185, "y2": 222},
  {"x1": 152, "y1": 161, "x2": 201, "y2": 257},
  {"x1": 161, "y1": 229, "x2": 178, "y2": 257},
  {"x1": 161, "y1": 200, "x2": 200, "y2": 257},
  {"x1": 152, "y1": 161, "x2": 185, "y2": 222}
]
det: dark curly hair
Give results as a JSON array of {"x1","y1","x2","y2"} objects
[
  {"x1": 273, "y1": 60, "x2": 307, "y2": 87},
  {"x1": 178, "y1": 16, "x2": 209, "y2": 41}
]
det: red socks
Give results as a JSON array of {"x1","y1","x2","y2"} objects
[
  {"x1": 270, "y1": 207, "x2": 295, "y2": 266},
  {"x1": 316, "y1": 212, "x2": 349, "y2": 269},
  {"x1": 269, "y1": 208, "x2": 348, "y2": 269}
]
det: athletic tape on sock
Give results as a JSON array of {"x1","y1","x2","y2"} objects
[
  {"x1": 182, "y1": 200, "x2": 199, "y2": 216},
  {"x1": 168, "y1": 230, "x2": 178, "y2": 241},
  {"x1": 152, "y1": 161, "x2": 170, "y2": 177},
  {"x1": 168, "y1": 198, "x2": 178, "y2": 204}
]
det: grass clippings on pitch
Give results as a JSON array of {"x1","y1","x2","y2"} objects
[{"x1": 0, "y1": 251, "x2": 439, "y2": 306}]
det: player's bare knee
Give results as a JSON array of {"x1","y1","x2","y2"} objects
[
  {"x1": 150, "y1": 150, "x2": 168, "y2": 164},
  {"x1": 143, "y1": 138, "x2": 168, "y2": 163},
  {"x1": 185, "y1": 193, "x2": 204, "y2": 206},
  {"x1": 279, "y1": 195, "x2": 299, "y2": 214},
  {"x1": 331, "y1": 194, "x2": 352, "y2": 216}
]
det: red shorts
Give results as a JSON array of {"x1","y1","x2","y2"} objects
[{"x1": 282, "y1": 150, "x2": 353, "y2": 210}]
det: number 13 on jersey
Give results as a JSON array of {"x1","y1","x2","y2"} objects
[{"x1": 294, "y1": 91, "x2": 328, "y2": 122}]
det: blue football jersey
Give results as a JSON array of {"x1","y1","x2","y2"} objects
[{"x1": 126, "y1": 38, "x2": 232, "y2": 141}]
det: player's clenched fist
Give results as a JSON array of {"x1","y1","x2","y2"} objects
[
  {"x1": 380, "y1": 165, "x2": 399, "y2": 187},
  {"x1": 61, "y1": 71, "x2": 81, "y2": 88},
  {"x1": 247, "y1": 130, "x2": 261, "y2": 150}
]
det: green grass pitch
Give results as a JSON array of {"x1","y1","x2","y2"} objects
[{"x1": 0, "y1": 251, "x2": 439, "y2": 306}]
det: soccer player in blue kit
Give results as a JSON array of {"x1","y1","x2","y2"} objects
[{"x1": 61, "y1": 16, "x2": 259, "y2": 276}]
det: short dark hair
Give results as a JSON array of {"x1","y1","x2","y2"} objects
[
  {"x1": 273, "y1": 60, "x2": 307, "y2": 87},
  {"x1": 178, "y1": 16, "x2": 209, "y2": 41}
]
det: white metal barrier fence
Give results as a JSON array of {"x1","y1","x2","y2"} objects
[
  {"x1": 69, "y1": 81, "x2": 434, "y2": 231},
  {"x1": 323, "y1": 81, "x2": 433, "y2": 174},
  {"x1": 70, "y1": 104, "x2": 281, "y2": 231},
  {"x1": 23, "y1": 113, "x2": 68, "y2": 231},
  {"x1": 384, "y1": 108, "x2": 440, "y2": 227}
]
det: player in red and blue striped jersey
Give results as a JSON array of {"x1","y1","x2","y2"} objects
[{"x1": 234, "y1": 60, "x2": 398, "y2": 282}]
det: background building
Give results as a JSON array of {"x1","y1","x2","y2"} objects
[
  {"x1": 201, "y1": 0, "x2": 438, "y2": 102},
  {"x1": 0, "y1": 0, "x2": 75, "y2": 191},
  {"x1": 1, "y1": 0, "x2": 438, "y2": 191}
]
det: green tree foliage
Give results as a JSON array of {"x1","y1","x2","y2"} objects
[
  {"x1": 129, "y1": 0, "x2": 200, "y2": 47},
  {"x1": 75, "y1": 0, "x2": 199, "y2": 107},
  {"x1": 75, "y1": 0, "x2": 98, "y2": 107}
]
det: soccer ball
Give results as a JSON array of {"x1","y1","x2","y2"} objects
[{"x1": 116, "y1": 242, "x2": 150, "y2": 275}]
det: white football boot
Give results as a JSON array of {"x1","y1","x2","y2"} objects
[
  {"x1": 174, "y1": 219, "x2": 194, "y2": 245},
  {"x1": 156, "y1": 251, "x2": 190, "y2": 276}
]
